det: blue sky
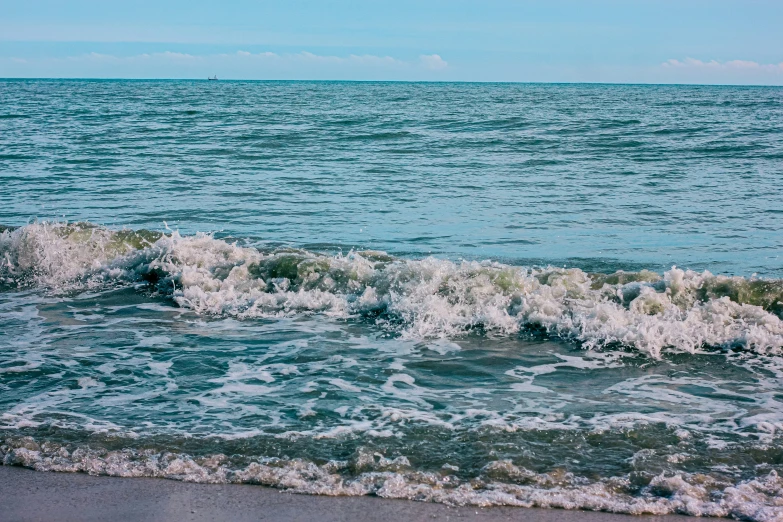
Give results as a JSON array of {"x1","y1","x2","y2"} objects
[{"x1": 1, "y1": 0, "x2": 782, "y2": 84}]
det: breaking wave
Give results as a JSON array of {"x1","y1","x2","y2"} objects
[
  {"x1": 3, "y1": 437, "x2": 783, "y2": 521},
  {"x1": 2, "y1": 222, "x2": 782, "y2": 358}
]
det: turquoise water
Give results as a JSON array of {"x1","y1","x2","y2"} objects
[{"x1": 2, "y1": 80, "x2": 783, "y2": 519}]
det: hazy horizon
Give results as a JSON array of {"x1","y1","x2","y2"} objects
[
  {"x1": 2, "y1": 0, "x2": 782, "y2": 85},
  {"x1": 4, "y1": 78, "x2": 783, "y2": 88}
]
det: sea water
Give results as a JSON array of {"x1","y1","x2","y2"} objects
[{"x1": 1, "y1": 80, "x2": 783, "y2": 519}]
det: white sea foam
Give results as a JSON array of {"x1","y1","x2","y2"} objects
[
  {"x1": 2, "y1": 438, "x2": 783, "y2": 521},
  {"x1": 2, "y1": 222, "x2": 782, "y2": 358}
]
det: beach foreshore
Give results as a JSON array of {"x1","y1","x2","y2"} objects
[{"x1": 1, "y1": 465, "x2": 693, "y2": 522}]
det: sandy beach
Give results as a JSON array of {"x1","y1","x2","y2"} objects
[{"x1": 0, "y1": 465, "x2": 694, "y2": 522}]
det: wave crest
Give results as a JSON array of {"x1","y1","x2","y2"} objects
[
  {"x1": 2, "y1": 222, "x2": 782, "y2": 357},
  {"x1": 3, "y1": 437, "x2": 783, "y2": 521}
]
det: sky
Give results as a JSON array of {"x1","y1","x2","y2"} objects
[{"x1": 1, "y1": 0, "x2": 782, "y2": 84}]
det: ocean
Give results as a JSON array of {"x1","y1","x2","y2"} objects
[{"x1": 1, "y1": 79, "x2": 782, "y2": 519}]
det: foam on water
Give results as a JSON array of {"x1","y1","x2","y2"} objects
[
  {"x1": 4, "y1": 223, "x2": 783, "y2": 520},
  {"x1": 3, "y1": 81, "x2": 783, "y2": 522},
  {"x1": 2, "y1": 222, "x2": 782, "y2": 358},
  {"x1": 3, "y1": 437, "x2": 783, "y2": 521}
]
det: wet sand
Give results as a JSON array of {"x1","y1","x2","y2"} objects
[{"x1": 0, "y1": 465, "x2": 693, "y2": 522}]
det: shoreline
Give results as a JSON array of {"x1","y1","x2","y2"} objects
[{"x1": 1, "y1": 465, "x2": 692, "y2": 522}]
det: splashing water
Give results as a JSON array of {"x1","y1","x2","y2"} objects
[
  {"x1": 3, "y1": 81, "x2": 783, "y2": 521},
  {"x1": 2, "y1": 223, "x2": 781, "y2": 358}
]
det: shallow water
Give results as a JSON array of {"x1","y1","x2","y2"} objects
[{"x1": 1, "y1": 80, "x2": 783, "y2": 520}]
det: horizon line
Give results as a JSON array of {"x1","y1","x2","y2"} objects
[{"x1": 1, "y1": 77, "x2": 782, "y2": 88}]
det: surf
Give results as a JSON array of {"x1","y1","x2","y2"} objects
[{"x1": 2, "y1": 222, "x2": 782, "y2": 358}]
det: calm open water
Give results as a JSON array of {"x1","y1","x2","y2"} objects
[{"x1": 1, "y1": 80, "x2": 783, "y2": 519}]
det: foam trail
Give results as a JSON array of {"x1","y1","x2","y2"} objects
[
  {"x1": 3, "y1": 438, "x2": 783, "y2": 521},
  {"x1": 2, "y1": 222, "x2": 782, "y2": 357}
]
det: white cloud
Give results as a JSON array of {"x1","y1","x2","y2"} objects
[
  {"x1": 419, "y1": 54, "x2": 448, "y2": 70},
  {"x1": 1, "y1": 49, "x2": 450, "y2": 80},
  {"x1": 66, "y1": 51, "x2": 200, "y2": 63},
  {"x1": 663, "y1": 58, "x2": 783, "y2": 73},
  {"x1": 154, "y1": 51, "x2": 198, "y2": 60},
  {"x1": 58, "y1": 50, "x2": 417, "y2": 69},
  {"x1": 293, "y1": 51, "x2": 403, "y2": 67},
  {"x1": 234, "y1": 50, "x2": 277, "y2": 58},
  {"x1": 346, "y1": 54, "x2": 403, "y2": 66},
  {"x1": 77, "y1": 52, "x2": 118, "y2": 61}
]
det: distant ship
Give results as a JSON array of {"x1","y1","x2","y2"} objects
[{"x1": 208, "y1": 75, "x2": 218, "y2": 81}]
